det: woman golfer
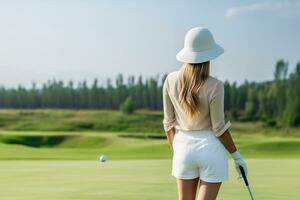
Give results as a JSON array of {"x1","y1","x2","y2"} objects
[{"x1": 162, "y1": 27, "x2": 248, "y2": 200}]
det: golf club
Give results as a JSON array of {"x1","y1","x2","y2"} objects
[{"x1": 239, "y1": 165, "x2": 255, "y2": 200}]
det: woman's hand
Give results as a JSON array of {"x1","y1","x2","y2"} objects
[
  {"x1": 231, "y1": 150, "x2": 248, "y2": 179},
  {"x1": 166, "y1": 127, "x2": 176, "y2": 153}
]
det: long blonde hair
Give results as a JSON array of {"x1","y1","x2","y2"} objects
[{"x1": 178, "y1": 61, "x2": 210, "y2": 121}]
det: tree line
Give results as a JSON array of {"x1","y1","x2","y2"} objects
[
  {"x1": 0, "y1": 60, "x2": 299, "y2": 127},
  {"x1": 224, "y1": 60, "x2": 300, "y2": 127}
]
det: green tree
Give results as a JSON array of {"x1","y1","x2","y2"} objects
[
  {"x1": 282, "y1": 63, "x2": 300, "y2": 127},
  {"x1": 120, "y1": 96, "x2": 135, "y2": 114}
]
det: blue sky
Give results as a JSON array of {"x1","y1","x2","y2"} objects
[{"x1": 0, "y1": 0, "x2": 299, "y2": 88}]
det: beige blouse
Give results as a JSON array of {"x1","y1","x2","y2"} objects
[{"x1": 162, "y1": 70, "x2": 231, "y2": 137}]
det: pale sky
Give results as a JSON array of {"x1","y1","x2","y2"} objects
[{"x1": 0, "y1": 0, "x2": 299, "y2": 88}]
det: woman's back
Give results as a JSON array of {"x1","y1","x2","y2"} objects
[
  {"x1": 162, "y1": 70, "x2": 231, "y2": 137},
  {"x1": 163, "y1": 27, "x2": 248, "y2": 200}
]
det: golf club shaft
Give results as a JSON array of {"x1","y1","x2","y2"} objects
[
  {"x1": 239, "y1": 166, "x2": 255, "y2": 200},
  {"x1": 246, "y1": 186, "x2": 255, "y2": 200}
]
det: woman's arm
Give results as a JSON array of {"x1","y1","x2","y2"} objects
[
  {"x1": 219, "y1": 129, "x2": 248, "y2": 178},
  {"x1": 162, "y1": 75, "x2": 176, "y2": 152},
  {"x1": 218, "y1": 129, "x2": 237, "y2": 153},
  {"x1": 209, "y1": 81, "x2": 248, "y2": 177}
]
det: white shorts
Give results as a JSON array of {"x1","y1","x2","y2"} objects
[{"x1": 171, "y1": 129, "x2": 228, "y2": 182}]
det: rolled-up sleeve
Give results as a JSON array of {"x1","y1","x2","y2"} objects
[
  {"x1": 209, "y1": 81, "x2": 231, "y2": 137},
  {"x1": 162, "y1": 76, "x2": 176, "y2": 132}
]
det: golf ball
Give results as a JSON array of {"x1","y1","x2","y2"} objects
[{"x1": 99, "y1": 155, "x2": 108, "y2": 162}]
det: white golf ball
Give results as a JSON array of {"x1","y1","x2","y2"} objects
[{"x1": 99, "y1": 155, "x2": 108, "y2": 162}]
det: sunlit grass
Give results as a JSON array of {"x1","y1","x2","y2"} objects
[
  {"x1": 0, "y1": 159, "x2": 299, "y2": 200},
  {"x1": 0, "y1": 130, "x2": 299, "y2": 160}
]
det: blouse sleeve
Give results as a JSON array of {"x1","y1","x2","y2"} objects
[
  {"x1": 209, "y1": 81, "x2": 231, "y2": 137},
  {"x1": 162, "y1": 76, "x2": 176, "y2": 132}
]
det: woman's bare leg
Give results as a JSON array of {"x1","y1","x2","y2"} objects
[
  {"x1": 197, "y1": 180, "x2": 221, "y2": 200},
  {"x1": 176, "y1": 177, "x2": 199, "y2": 200}
]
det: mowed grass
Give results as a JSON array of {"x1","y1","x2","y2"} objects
[
  {"x1": 0, "y1": 109, "x2": 299, "y2": 199},
  {"x1": 0, "y1": 109, "x2": 299, "y2": 160},
  {"x1": 0, "y1": 159, "x2": 299, "y2": 200},
  {"x1": 0, "y1": 130, "x2": 300, "y2": 160},
  {"x1": 0, "y1": 131, "x2": 170, "y2": 160}
]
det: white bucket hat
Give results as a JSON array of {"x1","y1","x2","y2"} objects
[{"x1": 176, "y1": 27, "x2": 224, "y2": 64}]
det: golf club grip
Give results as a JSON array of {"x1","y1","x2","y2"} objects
[{"x1": 239, "y1": 166, "x2": 249, "y2": 186}]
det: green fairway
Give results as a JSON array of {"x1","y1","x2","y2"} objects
[
  {"x1": 0, "y1": 130, "x2": 300, "y2": 160},
  {"x1": 0, "y1": 159, "x2": 299, "y2": 200},
  {"x1": 0, "y1": 110, "x2": 299, "y2": 199}
]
